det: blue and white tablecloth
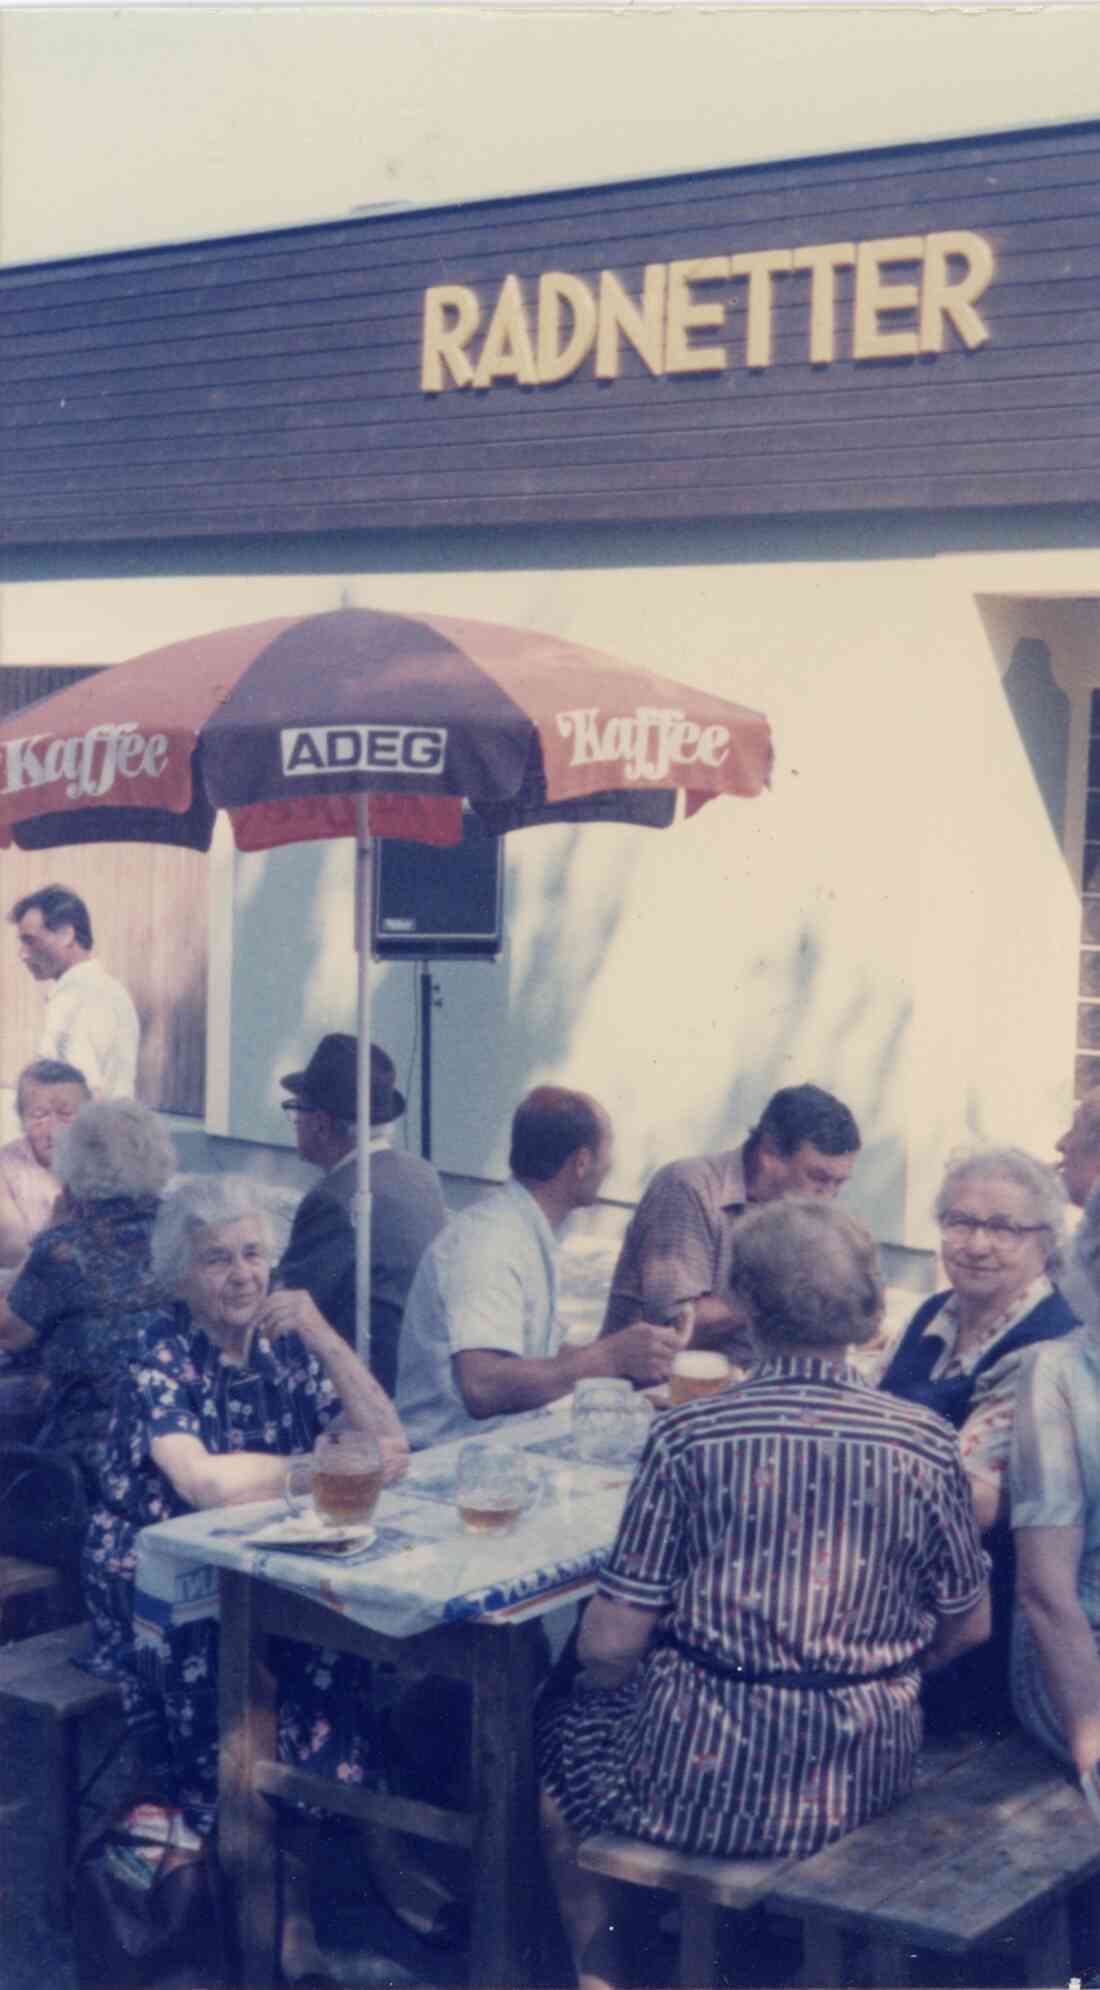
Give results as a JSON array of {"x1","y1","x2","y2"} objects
[{"x1": 134, "y1": 1403, "x2": 633, "y2": 1651}]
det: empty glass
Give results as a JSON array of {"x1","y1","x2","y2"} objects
[{"x1": 573, "y1": 1378, "x2": 652, "y2": 1465}]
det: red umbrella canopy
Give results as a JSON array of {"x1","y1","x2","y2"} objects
[{"x1": 0, "y1": 606, "x2": 772, "y2": 853}]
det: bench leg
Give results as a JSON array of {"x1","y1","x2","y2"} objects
[
  {"x1": 867, "y1": 1933, "x2": 910, "y2": 1985},
  {"x1": 679, "y1": 1896, "x2": 721, "y2": 1987},
  {"x1": 40, "y1": 1710, "x2": 78, "y2": 1925},
  {"x1": 798, "y1": 1917, "x2": 849, "y2": 1988},
  {"x1": 1022, "y1": 1896, "x2": 1073, "y2": 1986}
]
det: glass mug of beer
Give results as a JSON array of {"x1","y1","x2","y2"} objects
[
  {"x1": 668, "y1": 1350, "x2": 736, "y2": 1406},
  {"x1": 285, "y1": 1426, "x2": 384, "y2": 1528},
  {"x1": 455, "y1": 1444, "x2": 539, "y2": 1536}
]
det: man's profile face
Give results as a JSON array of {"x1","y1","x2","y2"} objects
[
  {"x1": 1055, "y1": 1101, "x2": 1100, "y2": 1208},
  {"x1": 574, "y1": 1109, "x2": 614, "y2": 1206},
  {"x1": 15, "y1": 910, "x2": 72, "y2": 982},
  {"x1": 760, "y1": 1138, "x2": 855, "y2": 1202}
]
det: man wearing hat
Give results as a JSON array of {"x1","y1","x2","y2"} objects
[{"x1": 277, "y1": 1034, "x2": 446, "y2": 1394}]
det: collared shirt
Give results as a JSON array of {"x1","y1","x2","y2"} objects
[
  {"x1": 538, "y1": 1355, "x2": 987, "y2": 1859},
  {"x1": 912, "y1": 1276, "x2": 1054, "y2": 1490},
  {"x1": 601, "y1": 1146, "x2": 748, "y2": 1336},
  {"x1": 1010, "y1": 1328, "x2": 1100, "y2": 1763},
  {"x1": 395, "y1": 1178, "x2": 559, "y2": 1450},
  {"x1": 0, "y1": 1134, "x2": 58, "y2": 1245},
  {"x1": 40, "y1": 958, "x2": 140, "y2": 1098}
]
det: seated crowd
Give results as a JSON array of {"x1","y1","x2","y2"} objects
[{"x1": 6, "y1": 1049, "x2": 1100, "y2": 1988}]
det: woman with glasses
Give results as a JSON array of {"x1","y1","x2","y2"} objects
[{"x1": 879, "y1": 1146, "x2": 1075, "y2": 1730}]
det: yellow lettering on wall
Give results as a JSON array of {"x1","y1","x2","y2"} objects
[
  {"x1": 472, "y1": 275, "x2": 539, "y2": 390},
  {"x1": 791, "y1": 242, "x2": 855, "y2": 364},
  {"x1": 853, "y1": 237, "x2": 923, "y2": 360},
  {"x1": 537, "y1": 272, "x2": 599, "y2": 384},
  {"x1": 664, "y1": 257, "x2": 731, "y2": 374},
  {"x1": 595, "y1": 266, "x2": 667, "y2": 379},
  {"x1": 729, "y1": 249, "x2": 793, "y2": 368},
  {"x1": 420, "y1": 285, "x2": 481, "y2": 392},
  {"x1": 919, "y1": 230, "x2": 996, "y2": 352}
]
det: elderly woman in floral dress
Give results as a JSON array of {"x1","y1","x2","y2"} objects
[{"x1": 83, "y1": 1172, "x2": 408, "y2": 1986}]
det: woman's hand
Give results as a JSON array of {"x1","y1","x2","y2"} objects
[
  {"x1": 256, "y1": 1286, "x2": 410, "y2": 1485},
  {"x1": 253, "y1": 1288, "x2": 330, "y2": 1349}
]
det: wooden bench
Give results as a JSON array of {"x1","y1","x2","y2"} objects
[
  {"x1": 578, "y1": 1731, "x2": 1100, "y2": 1987},
  {"x1": 0, "y1": 1553, "x2": 66, "y2": 1643},
  {"x1": 0, "y1": 1620, "x2": 124, "y2": 1920}
]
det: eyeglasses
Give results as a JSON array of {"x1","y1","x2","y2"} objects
[
  {"x1": 939, "y1": 1213, "x2": 1049, "y2": 1245},
  {"x1": 281, "y1": 1100, "x2": 320, "y2": 1117}
]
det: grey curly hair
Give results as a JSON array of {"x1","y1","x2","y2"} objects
[
  {"x1": 151, "y1": 1173, "x2": 288, "y2": 1296},
  {"x1": 933, "y1": 1146, "x2": 1066, "y2": 1271},
  {"x1": 728, "y1": 1198, "x2": 884, "y2": 1350},
  {"x1": 53, "y1": 1100, "x2": 176, "y2": 1203}
]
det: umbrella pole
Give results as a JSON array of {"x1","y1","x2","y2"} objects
[{"x1": 355, "y1": 795, "x2": 374, "y2": 1374}]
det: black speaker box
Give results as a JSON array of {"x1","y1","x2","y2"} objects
[{"x1": 372, "y1": 813, "x2": 504, "y2": 959}]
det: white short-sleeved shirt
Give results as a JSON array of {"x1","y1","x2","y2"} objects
[
  {"x1": 39, "y1": 959, "x2": 140, "y2": 1099},
  {"x1": 395, "y1": 1178, "x2": 560, "y2": 1450}
]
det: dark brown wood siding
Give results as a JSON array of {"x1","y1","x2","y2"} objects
[
  {"x1": 4, "y1": 120, "x2": 1100, "y2": 543},
  {"x1": 0, "y1": 669, "x2": 207, "y2": 1115}
]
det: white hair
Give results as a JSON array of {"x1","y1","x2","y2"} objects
[
  {"x1": 54, "y1": 1100, "x2": 176, "y2": 1203},
  {"x1": 934, "y1": 1146, "x2": 1067, "y2": 1271},
  {"x1": 151, "y1": 1173, "x2": 290, "y2": 1296}
]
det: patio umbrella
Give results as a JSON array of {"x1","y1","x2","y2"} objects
[{"x1": 0, "y1": 605, "x2": 773, "y2": 1366}]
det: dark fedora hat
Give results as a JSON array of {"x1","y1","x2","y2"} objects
[{"x1": 280, "y1": 1034, "x2": 406, "y2": 1126}]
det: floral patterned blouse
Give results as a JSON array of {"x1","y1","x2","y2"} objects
[
  {"x1": 6, "y1": 1193, "x2": 161, "y2": 1492},
  {"x1": 90, "y1": 1302, "x2": 341, "y2": 1547}
]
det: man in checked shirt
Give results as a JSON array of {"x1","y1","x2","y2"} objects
[{"x1": 601, "y1": 1082, "x2": 861, "y2": 1357}]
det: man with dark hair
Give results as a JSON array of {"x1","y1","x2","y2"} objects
[
  {"x1": 9, "y1": 885, "x2": 139, "y2": 1099},
  {"x1": 396, "y1": 1085, "x2": 682, "y2": 1449},
  {"x1": 1051, "y1": 1085, "x2": 1100, "y2": 1328},
  {"x1": 601, "y1": 1082, "x2": 861, "y2": 1350},
  {"x1": 276, "y1": 1034, "x2": 446, "y2": 1395},
  {"x1": 0, "y1": 1057, "x2": 90, "y2": 1267}
]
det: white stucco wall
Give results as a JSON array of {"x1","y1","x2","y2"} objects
[{"x1": 1, "y1": 522, "x2": 1091, "y2": 1257}]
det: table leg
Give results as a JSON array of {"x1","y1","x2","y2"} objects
[
  {"x1": 218, "y1": 1569, "x2": 278, "y2": 1989},
  {"x1": 469, "y1": 1620, "x2": 544, "y2": 1989}
]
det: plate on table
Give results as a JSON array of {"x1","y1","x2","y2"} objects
[{"x1": 243, "y1": 1510, "x2": 378, "y2": 1556}]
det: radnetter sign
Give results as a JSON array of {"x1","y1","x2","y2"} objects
[{"x1": 420, "y1": 230, "x2": 996, "y2": 392}]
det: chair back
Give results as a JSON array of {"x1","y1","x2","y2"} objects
[{"x1": 0, "y1": 1443, "x2": 88, "y2": 1598}]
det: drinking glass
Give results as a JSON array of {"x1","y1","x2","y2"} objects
[
  {"x1": 572, "y1": 1377, "x2": 650, "y2": 1464},
  {"x1": 285, "y1": 1426, "x2": 384, "y2": 1528},
  {"x1": 455, "y1": 1445, "x2": 537, "y2": 1535},
  {"x1": 668, "y1": 1350, "x2": 735, "y2": 1405}
]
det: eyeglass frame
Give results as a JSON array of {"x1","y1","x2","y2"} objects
[
  {"x1": 281, "y1": 1099, "x2": 323, "y2": 1118},
  {"x1": 938, "y1": 1212, "x2": 1051, "y2": 1246}
]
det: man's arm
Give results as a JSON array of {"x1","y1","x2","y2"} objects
[
  {"x1": 0, "y1": 1292, "x2": 36, "y2": 1352},
  {"x1": 1015, "y1": 1526, "x2": 1100, "y2": 1776},
  {"x1": 455, "y1": 1319, "x2": 683, "y2": 1420}
]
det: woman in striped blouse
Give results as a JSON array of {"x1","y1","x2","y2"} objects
[{"x1": 538, "y1": 1199, "x2": 989, "y2": 1990}]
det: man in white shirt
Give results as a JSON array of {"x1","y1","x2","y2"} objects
[
  {"x1": 396, "y1": 1085, "x2": 684, "y2": 1449},
  {"x1": 10, "y1": 885, "x2": 139, "y2": 1100}
]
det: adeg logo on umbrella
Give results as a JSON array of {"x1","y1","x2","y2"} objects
[{"x1": 281, "y1": 725, "x2": 448, "y2": 777}]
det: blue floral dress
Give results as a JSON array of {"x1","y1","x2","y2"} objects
[
  {"x1": 83, "y1": 1305, "x2": 378, "y2": 1837},
  {"x1": 6, "y1": 1194, "x2": 161, "y2": 1497}
]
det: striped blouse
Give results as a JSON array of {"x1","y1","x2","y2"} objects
[{"x1": 546, "y1": 1354, "x2": 988, "y2": 1858}]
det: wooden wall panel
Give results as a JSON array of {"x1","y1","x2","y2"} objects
[
  {"x1": 0, "y1": 671, "x2": 207, "y2": 1116},
  {"x1": 4, "y1": 120, "x2": 1100, "y2": 541},
  {"x1": 0, "y1": 840, "x2": 207, "y2": 1114}
]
